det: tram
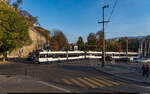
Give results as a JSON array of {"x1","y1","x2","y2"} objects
[{"x1": 33, "y1": 51, "x2": 138, "y2": 63}]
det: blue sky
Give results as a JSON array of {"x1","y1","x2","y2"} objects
[{"x1": 20, "y1": 0, "x2": 150, "y2": 43}]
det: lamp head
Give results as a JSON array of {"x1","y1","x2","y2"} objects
[{"x1": 103, "y1": 5, "x2": 109, "y2": 8}]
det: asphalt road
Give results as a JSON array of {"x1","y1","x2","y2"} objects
[{"x1": 0, "y1": 60, "x2": 150, "y2": 93}]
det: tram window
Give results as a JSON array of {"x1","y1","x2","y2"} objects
[
  {"x1": 63, "y1": 54, "x2": 66, "y2": 57},
  {"x1": 69, "y1": 54, "x2": 72, "y2": 57},
  {"x1": 116, "y1": 54, "x2": 121, "y2": 56},
  {"x1": 57, "y1": 54, "x2": 61, "y2": 58},
  {"x1": 40, "y1": 54, "x2": 47, "y2": 58},
  {"x1": 55, "y1": 54, "x2": 60, "y2": 58},
  {"x1": 120, "y1": 54, "x2": 125, "y2": 56},
  {"x1": 85, "y1": 53, "x2": 87, "y2": 55},
  {"x1": 59, "y1": 54, "x2": 66, "y2": 58},
  {"x1": 81, "y1": 53, "x2": 84, "y2": 55},
  {"x1": 68, "y1": 54, "x2": 79, "y2": 57},
  {"x1": 95, "y1": 54, "x2": 100, "y2": 56},
  {"x1": 47, "y1": 54, "x2": 53, "y2": 58},
  {"x1": 58, "y1": 54, "x2": 62, "y2": 58},
  {"x1": 52, "y1": 54, "x2": 56, "y2": 58},
  {"x1": 107, "y1": 54, "x2": 111, "y2": 56}
]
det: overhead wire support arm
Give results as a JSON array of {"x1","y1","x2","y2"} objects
[{"x1": 98, "y1": 21, "x2": 110, "y2": 24}]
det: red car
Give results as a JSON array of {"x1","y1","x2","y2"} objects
[{"x1": 106, "y1": 56, "x2": 112, "y2": 61}]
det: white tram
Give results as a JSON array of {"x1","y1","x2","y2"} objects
[{"x1": 34, "y1": 51, "x2": 138, "y2": 63}]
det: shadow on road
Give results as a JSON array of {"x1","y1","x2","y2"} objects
[{"x1": 5, "y1": 58, "x2": 34, "y2": 64}]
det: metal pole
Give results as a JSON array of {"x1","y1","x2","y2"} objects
[
  {"x1": 126, "y1": 39, "x2": 128, "y2": 57},
  {"x1": 98, "y1": 5, "x2": 109, "y2": 68},
  {"x1": 144, "y1": 40, "x2": 147, "y2": 57},
  {"x1": 141, "y1": 40, "x2": 143, "y2": 58},
  {"x1": 102, "y1": 7, "x2": 105, "y2": 68}
]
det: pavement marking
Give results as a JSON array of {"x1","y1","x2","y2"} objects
[
  {"x1": 63, "y1": 79, "x2": 72, "y2": 85},
  {"x1": 71, "y1": 78, "x2": 87, "y2": 89},
  {"x1": 84, "y1": 77, "x2": 105, "y2": 87},
  {"x1": 97, "y1": 76, "x2": 120, "y2": 85},
  {"x1": 102, "y1": 77, "x2": 120, "y2": 85},
  {"x1": 38, "y1": 81, "x2": 71, "y2": 93},
  {"x1": 78, "y1": 77, "x2": 97, "y2": 88},
  {"x1": 93, "y1": 78, "x2": 112, "y2": 86}
]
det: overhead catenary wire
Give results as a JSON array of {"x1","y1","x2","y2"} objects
[
  {"x1": 98, "y1": 0, "x2": 119, "y2": 38},
  {"x1": 107, "y1": 0, "x2": 118, "y2": 21},
  {"x1": 104, "y1": 0, "x2": 119, "y2": 38},
  {"x1": 104, "y1": 0, "x2": 149, "y2": 39},
  {"x1": 102, "y1": 0, "x2": 118, "y2": 32},
  {"x1": 104, "y1": 0, "x2": 118, "y2": 28}
]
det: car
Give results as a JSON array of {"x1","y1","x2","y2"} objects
[
  {"x1": 106, "y1": 56, "x2": 112, "y2": 61},
  {"x1": 134, "y1": 58, "x2": 150, "y2": 63},
  {"x1": 134, "y1": 58, "x2": 142, "y2": 63},
  {"x1": 141, "y1": 58, "x2": 150, "y2": 63}
]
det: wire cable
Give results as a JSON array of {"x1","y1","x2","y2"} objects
[
  {"x1": 108, "y1": 0, "x2": 118, "y2": 21},
  {"x1": 104, "y1": 0, "x2": 118, "y2": 38}
]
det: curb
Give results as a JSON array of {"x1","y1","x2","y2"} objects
[{"x1": 94, "y1": 67, "x2": 150, "y2": 85}]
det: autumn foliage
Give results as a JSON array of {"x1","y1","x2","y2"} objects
[
  {"x1": 50, "y1": 30, "x2": 69, "y2": 51},
  {"x1": 77, "y1": 31, "x2": 139, "y2": 52}
]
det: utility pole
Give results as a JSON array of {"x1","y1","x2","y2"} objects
[
  {"x1": 141, "y1": 39, "x2": 144, "y2": 58},
  {"x1": 144, "y1": 40, "x2": 147, "y2": 57},
  {"x1": 98, "y1": 5, "x2": 109, "y2": 68},
  {"x1": 126, "y1": 38, "x2": 128, "y2": 57}
]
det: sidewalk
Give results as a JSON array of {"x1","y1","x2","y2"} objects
[{"x1": 94, "y1": 62, "x2": 150, "y2": 84}]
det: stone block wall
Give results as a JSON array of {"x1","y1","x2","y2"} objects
[{"x1": 8, "y1": 28, "x2": 46, "y2": 58}]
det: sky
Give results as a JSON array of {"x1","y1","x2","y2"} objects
[{"x1": 19, "y1": 0, "x2": 150, "y2": 43}]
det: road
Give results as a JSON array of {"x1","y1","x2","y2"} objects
[{"x1": 0, "y1": 60, "x2": 150, "y2": 93}]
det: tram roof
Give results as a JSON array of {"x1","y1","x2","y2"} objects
[{"x1": 39, "y1": 51, "x2": 138, "y2": 55}]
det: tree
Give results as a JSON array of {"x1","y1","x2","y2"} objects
[
  {"x1": 10, "y1": 0, "x2": 39, "y2": 26},
  {"x1": 128, "y1": 38, "x2": 139, "y2": 52},
  {"x1": 76, "y1": 36, "x2": 84, "y2": 51},
  {"x1": 106, "y1": 40, "x2": 122, "y2": 52},
  {"x1": 106, "y1": 40, "x2": 116, "y2": 52},
  {"x1": 6, "y1": 0, "x2": 11, "y2": 4},
  {"x1": 0, "y1": 2, "x2": 30, "y2": 61},
  {"x1": 118, "y1": 37, "x2": 128, "y2": 52},
  {"x1": 87, "y1": 33, "x2": 97, "y2": 51},
  {"x1": 115, "y1": 42, "x2": 122, "y2": 52},
  {"x1": 20, "y1": 10, "x2": 38, "y2": 26},
  {"x1": 12, "y1": 0, "x2": 23, "y2": 10},
  {"x1": 50, "y1": 37, "x2": 59, "y2": 51},
  {"x1": 96, "y1": 31, "x2": 103, "y2": 51},
  {"x1": 50, "y1": 30, "x2": 68, "y2": 51}
]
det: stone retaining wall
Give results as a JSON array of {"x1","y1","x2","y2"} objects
[{"x1": 8, "y1": 28, "x2": 46, "y2": 58}]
